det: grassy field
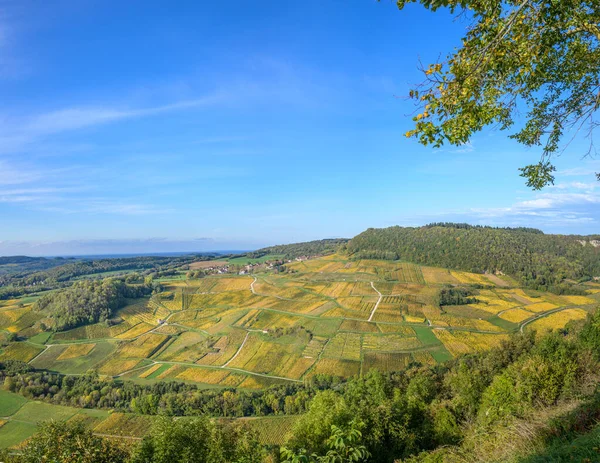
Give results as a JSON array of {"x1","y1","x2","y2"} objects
[{"x1": 1, "y1": 254, "x2": 597, "y2": 389}]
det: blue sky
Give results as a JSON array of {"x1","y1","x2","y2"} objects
[{"x1": 0, "y1": 0, "x2": 599, "y2": 256}]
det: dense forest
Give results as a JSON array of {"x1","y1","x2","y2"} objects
[
  {"x1": 34, "y1": 279, "x2": 154, "y2": 331},
  {"x1": 0, "y1": 255, "x2": 203, "y2": 300},
  {"x1": 2, "y1": 307, "x2": 600, "y2": 462},
  {"x1": 246, "y1": 239, "x2": 349, "y2": 260},
  {"x1": 347, "y1": 224, "x2": 600, "y2": 292}
]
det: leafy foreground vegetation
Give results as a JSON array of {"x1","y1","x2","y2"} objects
[
  {"x1": 347, "y1": 224, "x2": 600, "y2": 292},
  {"x1": 1, "y1": 307, "x2": 600, "y2": 462}
]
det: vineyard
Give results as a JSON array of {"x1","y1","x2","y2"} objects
[{"x1": 0, "y1": 254, "x2": 598, "y2": 393}]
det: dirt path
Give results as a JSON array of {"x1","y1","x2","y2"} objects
[
  {"x1": 223, "y1": 331, "x2": 250, "y2": 367},
  {"x1": 27, "y1": 345, "x2": 51, "y2": 364},
  {"x1": 250, "y1": 277, "x2": 257, "y2": 294},
  {"x1": 367, "y1": 282, "x2": 383, "y2": 322}
]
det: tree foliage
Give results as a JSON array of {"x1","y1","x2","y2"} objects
[
  {"x1": 5, "y1": 421, "x2": 128, "y2": 463},
  {"x1": 347, "y1": 224, "x2": 600, "y2": 291},
  {"x1": 34, "y1": 279, "x2": 152, "y2": 331},
  {"x1": 398, "y1": 0, "x2": 600, "y2": 188}
]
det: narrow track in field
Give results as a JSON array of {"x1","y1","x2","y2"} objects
[{"x1": 367, "y1": 282, "x2": 383, "y2": 322}]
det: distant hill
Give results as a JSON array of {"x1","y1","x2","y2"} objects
[
  {"x1": 347, "y1": 223, "x2": 600, "y2": 292},
  {"x1": 247, "y1": 238, "x2": 349, "y2": 260}
]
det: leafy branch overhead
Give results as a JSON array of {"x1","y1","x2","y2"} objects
[{"x1": 398, "y1": 0, "x2": 600, "y2": 189}]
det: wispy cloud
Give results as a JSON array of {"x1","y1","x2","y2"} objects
[{"x1": 0, "y1": 94, "x2": 226, "y2": 154}]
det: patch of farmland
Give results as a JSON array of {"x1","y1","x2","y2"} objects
[
  {"x1": 309, "y1": 358, "x2": 360, "y2": 378},
  {"x1": 138, "y1": 364, "x2": 162, "y2": 379},
  {"x1": 56, "y1": 343, "x2": 96, "y2": 360},
  {"x1": 371, "y1": 306, "x2": 404, "y2": 323},
  {"x1": 363, "y1": 352, "x2": 411, "y2": 373},
  {"x1": 559, "y1": 295, "x2": 597, "y2": 306},
  {"x1": 262, "y1": 296, "x2": 332, "y2": 315},
  {"x1": 152, "y1": 324, "x2": 183, "y2": 335},
  {"x1": 499, "y1": 308, "x2": 535, "y2": 323},
  {"x1": 483, "y1": 273, "x2": 511, "y2": 287},
  {"x1": 526, "y1": 309, "x2": 589, "y2": 336},
  {"x1": 432, "y1": 314, "x2": 504, "y2": 332},
  {"x1": 241, "y1": 310, "x2": 298, "y2": 331},
  {"x1": 421, "y1": 266, "x2": 460, "y2": 285},
  {"x1": 237, "y1": 374, "x2": 289, "y2": 389},
  {"x1": 376, "y1": 324, "x2": 416, "y2": 335},
  {"x1": 443, "y1": 304, "x2": 495, "y2": 320},
  {"x1": 393, "y1": 262, "x2": 426, "y2": 284},
  {"x1": 412, "y1": 351, "x2": 436, "y2": 365},
  {"x1": 227, "y1": 335, "x2": 306, "y2": 377},
  {"x1": 403, "y1": 314, "x2": 427, "y2": 323},
  {"x1": 0, "y1": 342, "x2": 43, "y2": 362},
  {"x1": 116, "y1": 333, "x2": 169, "y2": 358},
  {"x1": 155, "y1": 364, "x2": 185, "y2": 379},
  {"x1": 51, "y1": 321, "x2": 132, "y2": 341},
  {"x1": 271, "y1": 356, "x2": 316, "y2": 380},
  {"x1": 322, "y1": 333, "x2": 362, "y2": 361},
  {"x1": 97, "y1": 358, "x2": 142, "y2": 376},
  {"x1": 30, "y1": 342, "x2": 115, "y2": 374},
  {"x1": 302, "y1": 336, "x2": 328, "y2": 358},
  {"x1": 340, "y1": 319, "x2": 379, "y2": 333},
  {"x1": 449, "y1": 331, "x2": 509, "y2": 351},
  {"x1": 115, "y1": 322, "x2": 154, "y2": 340},
  {"x1": 176, "y1": 367, "x2": 232, "y2": 384},
  {"x1": 301, "y1": 281, "x2": 375, "y2": 298},
  {"x1": 450, "y1": 271, "x2": 494, "y2": 286},
  {"x1": 189, "y1": 260, "x2": 229, "y2": 270},
  {"x1": 93, "y1": 413, "x2": 155, "y2": 438},
  {"x1": 432, "y1": 329, "x2": 472, "y2": 357},
  {"x1": 522, "y1": 301, "x2": 559, "y2": 313},
  {"x1": 0, "y1": 421, "x2": 37, "y2": 449},
  {"x1": 196, "y1": 329, "x2": 248, "y2": 366},
  {"x1": 0, "y1": 307, "x2": 30, "y2": 327},
  {"x1": 12, "y1": 401, "x2": 77, "y2": 424},
  {"x1": 508, "y1": 289, "x2": 537, "y2": 305},
  {"x1": 362, "y1": 334, "x2": 421, "y2": 351},
  {"x1": 157, "y1": 331, "x2": 211, "y2": 362},
  {"x1": 337, "y1": 296, "x2": 378, "y2": 315},
  {"x1": 210, "y1": 276, "x2": 254, "y2": 292},
  {"x1": 0, "y1": 390, "x2": 27, "y2": 416}
]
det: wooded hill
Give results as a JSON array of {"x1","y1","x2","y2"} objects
[
  {"x1": 346, "y1": 224, "x2": 600, "y2": 292},
  {"x1": 247, "y1": 238, "x2": 349, "y2": 260}
]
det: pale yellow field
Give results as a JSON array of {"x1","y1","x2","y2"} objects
[
  {"x1": 524, "y1": 302, "x2": 559, "y2": 313},
  {"x1": 115, "y1": 322, "x2": 154, "y2": 340},
  {"x1": 499, "y1": 308, "x2": 535, "y2": 324},
  {"x1": 56, "y1": 343, "x2": 96, "y2": 360},
  {"x1": 98, "y1": 358, "x2": 141, "y2": 376},
  {"x1": 560, "y1": 295, "x2": 596, "y2": 306},
  {"x1": 526, "y1": 309, "x2": 589, "y2": 335},
  {"x1": 433, "y1": 329, "x2": 472, "y2": 357},
  {"x1": 176, "y1": 367, "x2": 229, "y2": 384}
]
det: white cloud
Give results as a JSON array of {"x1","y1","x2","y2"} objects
[{"x1": 0, "y1": 94, "x2": 226, "y2": 154}]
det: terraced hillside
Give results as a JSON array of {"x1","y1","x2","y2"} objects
[{"x1": 1, "y1": 254, "x2": 598, "y2": 391}]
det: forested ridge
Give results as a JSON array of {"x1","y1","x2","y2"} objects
[
  {"x1": 346, "y1": 224, "x2": 600, "y2": 292},
  {"x1": 0, "y1": 255, "x2": 200, "y2": 300},
  {"x1": 247, "y1": 239, "x2": 349, "y2": 260}
]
